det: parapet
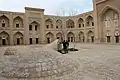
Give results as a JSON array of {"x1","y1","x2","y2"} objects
[{"x1": 25, "y1": 7, "x2": 45, "y2": 12}]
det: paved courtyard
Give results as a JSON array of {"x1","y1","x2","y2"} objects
[{"x1": 0, "y1": 43, "x2": 120, "y2": 80}]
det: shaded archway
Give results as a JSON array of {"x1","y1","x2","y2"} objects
[
  {"x1": 78, "y1": 18, "x2": 84, "y2": 28},
  {"x1": 46, "y1": 32, "x2": 54, "y2": 43},
  {"x1": 87, "y1": 30, "x2": 94, "y2": 43},
  {"x1": 0, "y1": 15, "x2": 9, "y2": 28},
  {"x1": 56, "y1": 32, "x2": 62, "y2": 41},
  {"x1": 0, "y1": 31, "x2": 10, "y2": 46},
  {"x1": 13, "y1": 32, "x2": 24, "y2": 45},
  {"x1": 79, "y1": 31, "x2": 85, "y2": 42},
  {"x1": 100, "y1": 6, "x2": 119, "y2": 42},
  {"x1": 56, "y1": 19, "x2": 62, "y2": 29},
  {"x1": 45, "y1": 18, "x2": 53, "y2": 29},
  {"x1": 67, "y1": 32, "x2": 75, "y2": 42},
  {"x1": 66, "y1": 19, "x2": 75, "y2": 28},
  {"x1": 13, "y1": 16, "x2": 23, "y2": 28},
  {"x1": 86, "y1": 16, "x2": 94, "y2": 27},
  {"x1": 102, "y1": 8, "x2": 119, "y2": 28},
  {"x1": 29, "y1": 21, "x2": 40, "y2": 31}
]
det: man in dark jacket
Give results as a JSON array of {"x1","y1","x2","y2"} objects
[
  {"x1": 66, "y1": 40, "x2": 69, "y2": 53},
  {"x1": 62, "y1": 40, "x2": 67, "y2": 54}
]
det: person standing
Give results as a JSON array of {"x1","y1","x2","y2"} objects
[
  {"x1": 66, "y1": 40, "x2": 69, "y2": 53},
  {"x1": 63, "y1": 40, "x2": 67, "y2": 54}
]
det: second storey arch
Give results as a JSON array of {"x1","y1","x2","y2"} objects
[
  {"x1": 13, "y1": 16, "x2": 23, "y2": 28},
  {"x1": 56, "y1": 19, "x2": 62, "y2": 29},
  {"x1": 45, "y1": 18, "x2": 53, "y2": 29},
  {"x1": 0, "y1": 15, "x2": 9, "y2": 28},
  {"x1": 66, "y1": 19, "x2": 75, "y2": 28}
]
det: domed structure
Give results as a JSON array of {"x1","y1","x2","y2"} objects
[
  {"x1": 4, "y1": 47, "x2": 18, "y2": 55},
  {"x1": 0, "y1": 40, "x2": 81, "y2": 80}
]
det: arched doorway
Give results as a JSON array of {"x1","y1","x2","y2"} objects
[
  {"x1": 56, "y1": 32, "x2": 62, "y2": 41},
  {"x1": 13, "y1": 16, "x2": 23, "y2": 28},
  {"x1": 46, "y1": 32, "x2": 54, "y2": 43},
  {"x1": 66, "y1": 19, "x2": 75, "y2": 28},
  {"x1": 87, "y1": 31, "x2": 94, "y2": 43},
  {"x1": 13, "y1": 32, "x2": 24, "y2": 45},
  {"x1": 67, "y1": 32, "x2": 75, "y2": 42},
  {"x1": 0, "y1": 31, "x2": 10, "y2": 46},
  {"x1": 79, "y1": 31, "x2": 84, "y2": 42}
]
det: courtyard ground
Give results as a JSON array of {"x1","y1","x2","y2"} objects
[{"x1": 0, "y1": 43, "x2": 120, "y2": 80}]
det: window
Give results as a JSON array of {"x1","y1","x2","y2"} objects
[
  {"x1": 68, "y1": 37, "x2": 70, "y2": 42},
  {"x1": 91, "y1": 36, "x2": 94, "y2": 42},
  {"x1": 79, "y1": 24, "x2": 81, "y2": 28},
  {"x1": 83, "y1": 36, "x2": 85, "y2": 42},
  {"x1": 83, "y1": 24, "x2": 84, "y2": 27},
  {"x1": 36, "y1": 38, "x2": 39, "y2": 44},
  {"x1": 2, "y1": 19, "x2": 5, "y2": 27},
  {"x1": 107, "y1": 36, "x2": 110, "y2": 43},
  {"x1": 56, "y1": 26, "x2": 58, "y2": 29},
  {"x1": 47, "y1": 38, "x2": 50, "y2": 43},
  {"x1": 2, "y1": 39, "x2": 6, "y2": 45},
  {"x1": 2, "y1": 23, "x2": 5, "y2": 27},
  {"x1": 35, "y1": 25, "x2": 38, "y2": 31},
  {"x1": 115, "y1": 36, "x2": 119, "y2": 43},
  {"x1": 29, "y1": 25, "x2": 32, "y2": 30},
  {"x1": 71, "y1": 37, "x2": 73, "y2": 42},
  {"x1": 29, "y1": 38, "x2": 32, "y2": 44},
  {"x1": 79, "y1": 37, "x2": 81, "y2": 42},
  {"x1": 16, "y1": 24, "x2": 19, "y2": 28},
  {"x1": 92, "y1": 22, "x2": 94, "y2": 26},
  {"x1": 87, "y1": 22, "x2": 89, "y2": 26},
  {"x1": 17, "y1": 38, "x2": 20, "y2": 45},
  {"x1": 46, "y1": 25, "x2": 49, "y2": 28}
]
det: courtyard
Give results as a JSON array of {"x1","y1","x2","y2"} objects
[{"x1": 0, "y1": 43, "x2": 120, "y2": 80}]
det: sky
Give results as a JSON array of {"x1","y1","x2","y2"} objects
[{"x1": 0, "y1": 0, "x2": 93, "y2": 16}]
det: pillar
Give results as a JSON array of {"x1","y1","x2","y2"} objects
[{"x1": 10, "y1": 13, "x2": 14, "y2": 46}]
